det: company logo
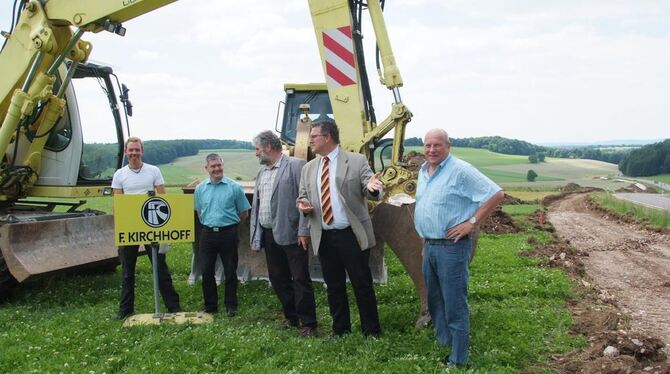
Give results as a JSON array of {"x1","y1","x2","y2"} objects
[{"x1": 141, "y1": 197, "x2": 171, "y2": 228}]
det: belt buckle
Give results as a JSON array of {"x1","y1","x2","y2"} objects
[{"x1": 213, "y1": 227, "x2": 220, "y2": 232}]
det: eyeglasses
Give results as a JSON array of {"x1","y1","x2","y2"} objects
[{"x1": 310, "y1": 134, "x2": 327, "y2": 139}]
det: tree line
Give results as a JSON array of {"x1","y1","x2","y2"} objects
[
  {"x1": 81, "y1": 139, "x2": 253, "y2": 177},
  {"x1": 618, "y1": 139, "x2": 670, "y2": 177}
]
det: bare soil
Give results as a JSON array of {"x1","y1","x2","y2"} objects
[
  {"x1": 480, "y1": 208, "x2": 521, "y2": 234},
  {"x1": 545, "y1": 192, "x2": 670, "y2": 373}
]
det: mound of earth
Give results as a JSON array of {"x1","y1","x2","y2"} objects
[
  {"x1": 542, "y1": 185, "x2": 602, "y2": 207},
  {"x1": 402, "y1": 151, "x2": 425, "y2": 173},
  {"x1": 562, "y1": 182, "x2": 583, "y2": 192},
  {"x1": 615, "y1": 183, "x2": 657, "y2": 194},
  {"x1": 502, "y1": 193, "x2": 522, "y2": 205},
  {"x1": 480, "y1": 208, "x2": 520, "y2": 234},
  {"x1": 522, "y1": 236, "x2": 587, "y2": 277}
]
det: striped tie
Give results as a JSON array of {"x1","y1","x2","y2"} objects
[{"x1": 320, "y1": 156, "x2": 334, "y2": 225}]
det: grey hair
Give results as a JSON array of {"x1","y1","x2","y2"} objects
[
  {"x1": 253, "y1": 130, "x2": 282, "y2": 151},
  {"x1": 205, "y1": 153, "x2": 223, "y2": 165}
]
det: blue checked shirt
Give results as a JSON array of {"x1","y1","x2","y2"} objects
[
  {"x1": 194, "y1": 176, "x2": 251, "y2": 227},
  {"x1": 414, "y1": 154, "x2": 501, "y2": 239}
]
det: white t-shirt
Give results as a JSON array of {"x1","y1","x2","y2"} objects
[{"x1": 111, "y1": 163, "x2": 165, "y2": 194}]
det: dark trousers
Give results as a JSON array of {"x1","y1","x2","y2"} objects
[
  {"x1": 263, "y1": 228, "x2": 317, "y2": 328},
  {"x1": 318, "y1": 227, "x2": 381, "y2": 336},
  {"x1": 200, "y1": 228, "x2": 239, "y2": 312},
  {"x1": 118, "y1": 245, "x2": 181, "y2": 313}
]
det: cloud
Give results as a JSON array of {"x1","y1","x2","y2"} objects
[{"x1": 2, "y1": 0, "x2": 669, "y2": 144}]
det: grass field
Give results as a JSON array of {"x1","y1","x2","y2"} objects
[
  {"x1": 593, "y1": 192, "x2": 670, "y2": 229},
  {"x1": 160, "y1": 149, "x2": 259, "y2": 185},
  {"x1": 0, "y1": 204, "x2": 583, "y2": 372},
  {"x1": 648, "y1": 173, "x2": 670, "y2": 184},
  {"x1": 504, "y1": 190, "x2": 558, "y2": 202},
  {"x1": 405, "y1": 147, "x2": 620, "y2": 188},
  {"x1": 164, "y1": 147, "x2": 622, "y2": 190}
]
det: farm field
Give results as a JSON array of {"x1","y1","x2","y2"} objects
[
  {"x1": 647, "y1": 173, "x2": 670, "y2": 184},
  {"x1": 168, "y1": 147, "x2": 621, "y2": 188},
  {"x1": 160, "y1": 149, "x2": 258, "y2": 186},
  {"x1": 37, "y1": 147, "x2": 628, "y2": 213}
]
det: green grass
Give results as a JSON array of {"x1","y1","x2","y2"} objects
[
  {"x1": 648, "y1": 173, "x2": 670, "y2": 184},
  {"x1": 161, "y1": 149, "x2": 259, "y2": 185},
  {"x1": 593, "y1": 192, "x2": 670, "y2": 229},
  {"x1": 505, "y1": 190, "x2": 557, "y2": 203},
  {"x1": 0, "y1": 224, "x2": 582, "y2": 372},
  {"x1": 502, "y1": 204, "x2": 542, "y2": 217}
]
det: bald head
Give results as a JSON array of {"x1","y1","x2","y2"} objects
[
  {"x1": 423, "y1": 128, "x2": 451, "y2": 169},
  {"x1": 425, "y1": 128, "x2": 450, "y2": 145}
]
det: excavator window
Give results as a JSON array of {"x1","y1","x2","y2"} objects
[
  {"x1": 44, "y1": 76, "x2": 73, "y2": 152},
  {"x1": 280, "y1": 89, "x2": 333, "y2": 145}
]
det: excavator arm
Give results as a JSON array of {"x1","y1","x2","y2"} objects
[{"x1": 298, "y1": 0, "x2": 429, "y2": 326}]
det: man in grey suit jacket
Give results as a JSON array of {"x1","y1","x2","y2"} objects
[
  {"x1": 297, "y1": 118, "x2": 383, "y2": 337},
  {"x1": 250, "y1": 130, "x2": 317, "y2": 337}
]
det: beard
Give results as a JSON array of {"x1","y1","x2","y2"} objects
[{"x1": 258, "y1": 153, "x2": 273, "y2": 165}]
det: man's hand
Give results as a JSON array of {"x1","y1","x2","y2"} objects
[
  {"x1": 366, "y1": 172, "x2": 383, "y2": 192},
  {"x1": 297, "y1": 198, "x2": 313, "y2": 214},
  {"x1": 446, "y1": 221, "x2": 474, "y2": 243},
  {"x1": 297, "y1": 236, "x2": 311, "y2": 251}
]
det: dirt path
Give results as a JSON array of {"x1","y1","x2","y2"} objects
[{"x1": 547, "y1": 193, "x2": 670, "y2": 352}]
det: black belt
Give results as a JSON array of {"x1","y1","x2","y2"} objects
[
  {"x1": 322, "y1": 226, "x2": 352, "y2": 234},
  {"x1": 202, "y1": 224, "x2": 237, "y2": 232},
  {"x1": 425, "y1": 235, "x2": 469, "y2": 245}
]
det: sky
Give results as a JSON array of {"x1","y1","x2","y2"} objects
[{"x1": 3, "y1": 0, "x2": 670, "y2": 144}]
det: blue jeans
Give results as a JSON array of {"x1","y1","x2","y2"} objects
[{"x1": 422, "y1": 238, "x2": 471, "y2": 365}]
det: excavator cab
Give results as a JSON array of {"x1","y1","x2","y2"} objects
[{"x1": 277, "y1": 83, "x2": 332, "y2": 145}]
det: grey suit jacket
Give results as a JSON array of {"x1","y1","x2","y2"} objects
[
  {"x1": 250, "y1": 155, "x2": 309, "y2": 250},
  {"x1": 298, "y1": 149, "x2": 381, "y2": 254}
]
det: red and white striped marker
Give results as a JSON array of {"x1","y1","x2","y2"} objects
[{"x1": 323, "y1": 26, "x2": 357, "y2": 88}]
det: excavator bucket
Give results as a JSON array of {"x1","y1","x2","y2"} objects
[
  {"x1": 372, "y1": 202, "x2": 430, "y2": 327},
  {"x1": 0, "y1": 215, "x2": 117, "y2": 282}
]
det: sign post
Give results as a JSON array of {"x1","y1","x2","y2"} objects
[{"x1": 114, "y1": 192, "x2": 211, "y2": 326}]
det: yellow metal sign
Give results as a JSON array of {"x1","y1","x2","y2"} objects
[{"x1": 113, "y1": 194, "x2": 194, "y2": 246}]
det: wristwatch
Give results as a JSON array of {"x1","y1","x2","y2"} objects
[{"x1": 468, "y1": 216, "x2": 477, "y2": 225}]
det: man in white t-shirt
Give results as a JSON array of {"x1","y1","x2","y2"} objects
[{"x1": 111, "y1": 136, "x2": 181, "y2": 320}]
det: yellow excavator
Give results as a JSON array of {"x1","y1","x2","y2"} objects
[{"x1": 1, "y1": 0, "x2": 428, "y2": 325}]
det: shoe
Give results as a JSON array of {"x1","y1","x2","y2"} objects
[
  {"x1": 281, "y1": 318, "x2": 299, "y2": 330},
  {"x1": 364, "y1": 331, "x2": 382, "y2": 339},
  {"x1": 226, "y1": 306, "x2": 237, "y2": 317},
  {"x1": 440, "y1": 357, "x2": 462, "y2": 370},
  {"x1": 114, "y1": 310, "x2": 133, "y2": 320},
  {"x1": 167, "y1": 307, "x2": 182, "y2": 313},
  {"x1": 202, "y1": 308, "x2": 218, "y2": 314},
  {"x1": 299, "y1": 326, "x2": 318, "y2": 338},
  {"x1": 329, "y1": 330, "x2": 351, "y2": 339}
]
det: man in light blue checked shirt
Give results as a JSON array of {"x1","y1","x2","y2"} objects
[{"x1": 414, "y1": 129, "x2": 504, "y2": 369}]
